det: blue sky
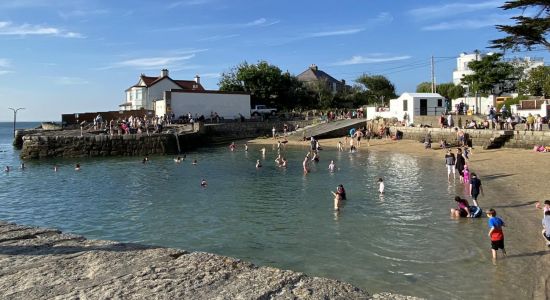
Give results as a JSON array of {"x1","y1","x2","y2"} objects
[{"x1": 0, "y1": 0, "x2": 548, "y2": 121}]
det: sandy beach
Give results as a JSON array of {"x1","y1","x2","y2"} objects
[{"x1": 248, "y1": 136, "x2": 550, "y2": 298}]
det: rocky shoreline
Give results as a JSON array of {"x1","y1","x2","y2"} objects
[{"x1": 0, "y1": 221, "x2": 420, "y2": 299}]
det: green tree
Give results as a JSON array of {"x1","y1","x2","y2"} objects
[
  {"x1": 218, "y1": 61, "x2": 298, "y2": 109},
  {"x1": 416, "y1": 82, "x2": 465, "y2": 100},
  {"x1": 437, "y1": 83, "x2": 465, "y2": 100},
  {"x1": 307, "y1": 78, "x2": 335, "y2": 109},
  {"x1": 517, "y1": 65, "x2": 550, "y2": 97},
  {"x1": 490, "y1": 1, "x2": 550, "y2": 51},
  {"x1": 415, "y1": 82, "x2": 432, "y2": 93},
  {"x1": 355, "y1": 74, "x2": 396, "y2": 106},
  {"x1": 460, "y1": 53, "x2": 516, "y2": 96}
]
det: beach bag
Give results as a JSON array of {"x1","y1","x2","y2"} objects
[{"x1": 469, "y1": 206, "x2": 482, "y2": 218}]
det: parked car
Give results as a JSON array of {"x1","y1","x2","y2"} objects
[{"x1": 251, "y1": 105, "x2": 277, "y2": 117}]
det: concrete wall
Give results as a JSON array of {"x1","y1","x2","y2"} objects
[{"x1": 164, "y1": 91, "x2": 251, "y2": 120}]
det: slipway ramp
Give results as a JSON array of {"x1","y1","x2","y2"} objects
[{"x1": 288, "y1": 118, "x2": 366, "y2": 140}]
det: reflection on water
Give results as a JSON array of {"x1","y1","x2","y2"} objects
[{"x1": 0, "y1": 123, "x2": 531, "y2": 299}]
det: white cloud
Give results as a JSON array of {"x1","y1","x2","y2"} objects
[
  {"x1": 307, "y1": 28, "x2": 364, "y2": 38},
  {"x1": 421, "y1": 14, "x2": 514, "y2": 31},
  {"x1": 244, "y1": 18, "x2": 280, "y2": 27},
  {"x1": 53, "y1": 76, "x2": 89, "y2": 85},
  {"x1": 149, "y1": 18, "x2": 279, "y2": 33},
  {"x1": 0, "y1": 58, "x2": 10, "y2": 68},
  {"x1": 100, "y1": 50, "x2": 208, "y2": 70},
  {"x1": 199, "y1": 72, "x2": 221, "y2": 78},
  {"x1": 332, "y1": 55, "x2": 412, "y2": 66},
  {"x1": 0, "y1": 21, "x2": 84, "y2": 38},
  {"x1": 0, "y1": 58, "x2": 12, "y2": 75},
  {"x1": 409, "y1": 1, "x2": 504, "y2": 19}
]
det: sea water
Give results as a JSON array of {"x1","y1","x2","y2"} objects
[{"x1": 0, "y1": 122, "x2": 529, "y2": 299}]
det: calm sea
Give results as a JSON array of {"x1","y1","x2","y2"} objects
[{"x1": 0, "y1": 122, "x2": 530, "y2": 299}]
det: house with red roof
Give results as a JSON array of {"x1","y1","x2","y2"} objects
[{"x1": 121, "y1": 69, "x2": 204, "y2": 111}]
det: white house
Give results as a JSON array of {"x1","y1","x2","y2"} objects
[
  {"x1": 366, "y1": 93, "x2": 445, "y2": 124},
  {"x1": 155, "y1": 90, "x2": 251, "y2": 120},
  {"x1": 120, "y1": 69, "x2": 204, "y2": 111}
]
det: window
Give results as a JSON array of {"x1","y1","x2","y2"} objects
[
  {"x1": 437, "y1": 99, "x2": 442, "y2": 107},
  {"x1": 403, "y1": 100, "x2": 408, "y2": 111},
  {"x1": 136, "y1": 89, "x2": 143, "y2": 100}
]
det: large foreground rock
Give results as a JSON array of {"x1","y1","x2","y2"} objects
[{"x1": 0, "y1": 221, "x2": 420, "y2": 299}]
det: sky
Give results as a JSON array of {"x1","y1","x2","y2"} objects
[{"x1": 0, "y1": 0, "x2": 549, "y2": 121}]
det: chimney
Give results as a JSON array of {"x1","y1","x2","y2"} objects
[
  {"x1": 160, "y1": 69, "x2": 169, "y2": 77},
  {"x1": 310, "y1": 64, "x2": 318, "y2": 71},
  {"x1": 194, "y1": 74, "x2": 200, "y2": 84},
  {"x1": 341, "y1": 79, "x2": 346, "y2": 85}
]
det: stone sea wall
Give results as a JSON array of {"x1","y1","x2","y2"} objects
[
  {"x1": 0, "y1": 221, "x2": 420, "y2": 300},
  {"x1": 205, "y1": 120, "x2": 314, "y2": 141},
  {"x1": 504, "y1": 130, "x2": 550, "y2": 148},
  {"x1": 20, "y1": 133, "x2": 182, "y2": 159},
  {"x1": 390, "y1": 126, "x2": 550, "y2": 149}
]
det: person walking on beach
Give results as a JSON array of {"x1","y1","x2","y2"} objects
[
  {"x1": 542, "y1": 210, "x2": 550, "y2": 247},
  {"x1": 455, "y1": 148, "x2": 466, "y2": 183},
  {"x1": 487, "y1": 208, "x2": 506, "y2": 260},
  {"x1": 445, "y1": 149, "x2": 456, "y2": 181},
  {"x1": 469, "y1": 172, "x2": 483, "y2": 207}
]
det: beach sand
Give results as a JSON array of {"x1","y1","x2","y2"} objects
[{"x1": 248, "y1": 136, "x2": 550, "y2": 298}]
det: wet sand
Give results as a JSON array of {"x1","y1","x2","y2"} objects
[{"x1": 248, "y1": 136, "x2": 550, "y2": 298}]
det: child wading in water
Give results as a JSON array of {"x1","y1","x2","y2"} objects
[{"x1": 487, "y1": 208, "x2": 506, "y2": 260}]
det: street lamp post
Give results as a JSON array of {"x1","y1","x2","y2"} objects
[{"x1": 8, "y1": 107, "x2": 25, "y2": 138}]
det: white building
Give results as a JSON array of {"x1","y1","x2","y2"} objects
[
  {"x1": 453, "y1": 52, "x2": 484, "y2": 85},
  {"x1": 453, "y1": 52, "x2": 545, "y2": 89},
  {"x1": 155, "y1": 90, "x2": 251, "y2": 120},
  {"x1": 366, "y1": 92, "x2": 445, "y2": 124},
  {"x1": 120, "y1": 69, "x2": 204, "y2": 111}
]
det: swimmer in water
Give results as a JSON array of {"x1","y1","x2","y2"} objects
[
  {"x1": 312, "y1": 151, "x2": 319, "y2": 162},
  {"x1": 75, "y1": 163, "x2": 81, "y2": 171},
  {"x1": 244, "y1": 144, "x2": 248, "y2": 151},
  {"x1": 302, "y1": 156, "x2": 309, "y2": 174},
  {"x1": 229, "y1": 142, "x2": 236, "y2": 151},
  {"x1": 337, "y1": 141, "x2": 344, "y2": 152},
  {"x1": 4, "y1": 166, "x2": 9, "y2": 172},
  {"x1": 281, "y1": 157, "x2": 287, "y2": 168},
  {"x1": 378, "y1": 178, "x2": 384, "y2": 194},
  {"x1": 192, "y1": 159, "x2": 197, "y2": 165},
  {"x1": 20, "y1": 163, "x2": 25, "y2": 170},
  {"x1": 174, "y1": 156, "x2": 182, "y2": 163},
  {"x1": 260, "y1": 147, "x2": 266, "y2": 156},
  {"x1": 54, "y1": 165, "x2": 58, "y2": 172},
  {"x1": 275, "y1": 154, "x2": 282, "y2": 166},
  {"x1": 331, "y1": 190, "x2": 342, "y2": 211},
  {"x1": 328, "y1": 160, "x2": 336, "y2": 172},
  {"x1": 256, "y1": 159, "x2": 262, "y2": 168},
  {"x1": 200, "y1": 178, "x2": 208, "y2": 187}
]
